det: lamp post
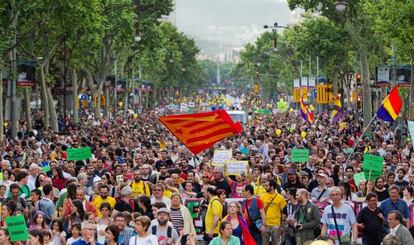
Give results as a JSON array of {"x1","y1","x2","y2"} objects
[{"x1": 264, "y1": 22, "x2": 287, "y2": 51}]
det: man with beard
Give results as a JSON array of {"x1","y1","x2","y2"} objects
[
  {"x1": 92, "y1": 184, "x2": 116, "y2": 216},
  {"x1": 283, "y1": 169, "x2": 305, "y2": 191},
  {"x1": 150, "y1": 163, "x2": 170, "y2": 184},
  {"x1": 130, "y1": 170, "x2": 151, "y2": 198},
  {"x1": 149, "y1": 208, "x2": 179, "y2": 245},
  {"x1": 356, "y1": 192, "x2": 385, "y2": 245},
  {"x1": 375, "y1": 177, "x2": 389, "y2": 202}
]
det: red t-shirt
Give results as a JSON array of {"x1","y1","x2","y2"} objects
[{"x1": 242, "y1": 198, "x2": 264, "y2": 226}]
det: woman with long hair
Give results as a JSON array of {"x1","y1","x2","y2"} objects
[
  {"x1": 29, "y1": 211, "x2": 47, "y2": 231},
  {"x1": 339, "y1": 181, "x2": 358, "y2": 202},
  {"x1": 50, "y1": 218, "x2": 66, "y2": 245},
  {"x1": 222, "y1": 202, "x2": 255, "y2": 245},
  {"x1": 104, "y1": 224, "x2": 120, "y2": 245},
  {"x1": 65, "y1": 199, "x2": 85, "y2": 232},
  {"x1": 138, "y1": 195, "x2": 153, "y2": 220},
  {"x1": 210, "y1": 221, "x2": 240, "y2": 245},
  {"x1": 52, "y1": 166, "x2": 67, "y2": 191},
  {"x1": 0, "y1": 204, "x2": 11, "y2": 227}
]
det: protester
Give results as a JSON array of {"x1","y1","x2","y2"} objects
[
  {"x1": 129, "y1": 216, "x2": 158, "y2": 245},
  {"x1": 209, "y1": 221, "x2": 241, "y2": 245},
  {"x1": 387, "y1": 211, "x2": 414, "y2": 245},
  {"x1": 356, "y1": 192, "x2": 385, "y2": 245}
]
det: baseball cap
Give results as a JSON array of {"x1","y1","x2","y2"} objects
[
  {"x1": 93, "y1": 176, "x2": 102, "y2": 184},
  {"x1": 287, "y1": 168, "x2": 296, "y2": 175},
  {"x1": 317, "y1": 173, "x2": 329, "y2": 178},
  {"x1": 157, "y1": 207, "x2": 170, "y2": 214}
]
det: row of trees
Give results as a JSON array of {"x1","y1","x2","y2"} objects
[
  {"x1": 0, "y1": 0, "x2": 205, "y2": 138},
  {"x1": 233, "y1": 0, "x2": 414, "y2": 125}
]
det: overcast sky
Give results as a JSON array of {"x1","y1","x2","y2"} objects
[{"x1": 174, "y1": 0, "x2": 302, "y2": 52}]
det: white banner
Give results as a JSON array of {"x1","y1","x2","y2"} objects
[
  {"x1": 308, "y1": 77, "x2": 316, "y2": 87},
  {"x1": 225, "y1": 160, "x2": 248, "y2": 175},
  {"x1": 301, "y1": 77, "x2": 308, "y2": 87},
  {"x1": 294, "y1": 79, "x2": 300, "y2": 88},
  {"x1": 212, "y1": 150, "x2": 232, "y2": 166}
]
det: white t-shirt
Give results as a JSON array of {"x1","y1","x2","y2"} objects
[
  {"x1": 66, "y1": 237, "x2": 80, "y2": 245},
  {"x1": 128, "y1": 234, "x2": 158, "y2": 245}
]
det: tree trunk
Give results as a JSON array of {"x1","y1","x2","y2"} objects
[
  {"x1": 410, "y1": 49, "x2": 414, "y2": 120},
  {"x1": 361, "y1": 47, "x2": 372, "y2": 128},
  {"x1": 0, "y1": 64, "x2": 4, "y2": 141},
  {"x1": 24, "y1": 87, "x2": 32, "y2": 131},
  {"x1": 94, "y1": 81, "x2": 104, "y2": 119},
  {"x1": 71, "y1": 69, "x2": 79, "y2": 124},
  {"x1": 47, "y1": 87, "x2": 58, "y2": 131},
  {"x1": 40, "y1": 64, "x2": 50, "y2": 129},
  {"x1": 104, "y1": 85, "x2": 110, "y2": 117}
]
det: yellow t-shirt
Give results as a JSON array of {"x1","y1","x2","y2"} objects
[
  {"x1": 254, "y1": 185, "x2": 267, "y2": 196},
  {"x1": 130, "y1": 181, "x2": 150, "y2": 198},
  {"x1": 205, "y1": 196, "x2": 223, "y2": 234},
  {"x1": 260, "y1": 192, "x2": 286, "y2": 226},
  {"x1": 92, "y1": 196, "x2": 116, "y2": 217}
]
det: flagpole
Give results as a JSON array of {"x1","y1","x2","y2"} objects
[{"x1": 345, "y1": 114, "x2": 377, "y2": 165}]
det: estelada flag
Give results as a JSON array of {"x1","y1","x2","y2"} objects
[
  {"x1": 376, "y1": 85, "x2": 402, "y2": 122},
  {"x1": 159, "y1": 110, "x2": 243, "y2": 155}
]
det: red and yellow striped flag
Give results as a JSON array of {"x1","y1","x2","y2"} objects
[{"x1": 159, "y1": 110, "x2": 243, "y2": 155}]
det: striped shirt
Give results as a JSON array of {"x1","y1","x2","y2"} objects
[{"x1": 170, "y1": 207, "x2": 184, "y2": 233}]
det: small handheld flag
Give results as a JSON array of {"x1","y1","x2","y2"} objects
[
  {"x1": 331, "y1": 95, "x2": 343, "y2": 123},
  {"x1": 300, "y1": 97, "x2": 314, "y2": 124}
]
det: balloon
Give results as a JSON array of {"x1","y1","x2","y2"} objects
[
  {"x1": 133, "y1": 113, "x2": 138, "y2": 119},
  {"x1": 301, "y1": 131, "x2": 307, "y2": 138},
  {"x1": 275, "y1": 129, "x2": 282, "y2": 136},
  {"x1": 218, "y1": 105, "x2": 224, "y2": 110},
  {"x1": 276, "y1": 98, "x2": 288, "y2": 112},
  {"x1": 211, "y1": 105, "x2": 216, "y2": 111},
  {"x1": 289, "y1": 108, "x2": 294, "y2": 113}
]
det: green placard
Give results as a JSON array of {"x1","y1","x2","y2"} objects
[
  {"x1": 6, "y1": 215, "x2": 29, "y2": 241},
  {"x1": 353, "y1": 172, "x2": 366, "y2": 186},
  {"x1": 66, "y1": 147, "x2": 92, "y2": 161},
  {"x1": 291, "y1": 149, "x2": 310, "y2": 162},
  {"x1": 364, "y1": 170, "x2": 382, "y2": 181},
  {"x1": 363, "y1": 154, "x2": 384, "y2": 171}
]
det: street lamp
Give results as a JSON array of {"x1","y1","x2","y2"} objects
[{"x1": 335, "y1": 0, "x2": 347, "y2": 12}]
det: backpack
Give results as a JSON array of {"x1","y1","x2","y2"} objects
[{"x1": 151, "y1": 225, "x2": 173, "y2": 238}]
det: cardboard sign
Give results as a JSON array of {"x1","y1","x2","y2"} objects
[
  {"x1": 66, "y1": 147, "x2": 92, "y2": 161},
  {"x1": 6, "y1": 215, "x2": 29, "y2": 241},
  {"x1": 362, "y1": 154, "x2": 383, "y2": 172},
  {"x1": 291, "y1": 149, "x2": 310, "y2": 162},
  {"x1": 212, "y1": 150, "x2": 232, "y2": 166},
  {"x1": 225, "y1": 161, "x2": 248, "y2": 176}
]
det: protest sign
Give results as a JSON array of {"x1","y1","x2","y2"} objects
[
  {"x1": 362, "y1": 154, "x2": 383, "y2": 172},
  {"x1": 291, "y1": 149, "x2": 309, "y2": 162},
  {"x1": 66, "y1": 147, "x2": 92, "y2": 161},
  {"x1": 212, "y1": 150, "x2": 232, "y2": 166},
  {"x1": 225, "y1": 161, "x2": 248, "y2": 176},
  {"x1": 353, "y1": 172, "x2": 366, "y2": 187},
  {"x1": 6, "y1": 215, "x2": 29, "y2": 241},
  {"x1": 364, "y1": 170, "x2": 382, "y2": 181},
  {"x1": 408, "y1": 121, "x2": 414, "y2": 149},
  {"x1": 42, "y1": 162, "x2": 50, "y2": 173}
]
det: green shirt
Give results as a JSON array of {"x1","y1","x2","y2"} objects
[{"x1": 210, "y1": 235, "x2": 240, "y2": 245}]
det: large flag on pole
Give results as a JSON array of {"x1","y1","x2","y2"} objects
[
  {"x1": 331, "y1": 95, "x2": 343, "y2": 123},
  {"x1": 376, "y1": 85, "x2": 402, "y2": 122},
  {"x1": 159, "y1": 110, "x2": 243, "y2": 155},
  {"x1": 300, "y1": 97, "x2": 314, "y2": 124}
]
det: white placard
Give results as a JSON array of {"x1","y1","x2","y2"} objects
[
  {"x1": 301, "y1": 77, "x2": 308, "y2": 87},
  {"x1": 97, "y1": 224, "x2": 107, "y2": 244},
  {"x1": 180, "y1": 103, "x2": 188, "y2": 112},
  {"x1": 294, "y1": 79, "x2": 300, "y2": 88},
  {"x1": 225, "y1": 160, "x2": 248, "y2": 175},
  {"x1": 308, "y1": 77, "x2": 316, "y2": 87},
  {"x1": 212, "y1": 150, "x2": 232, "y2": 166},
  {"x1": 188, "y1": 102, "x2": 195, "y2": 108}
]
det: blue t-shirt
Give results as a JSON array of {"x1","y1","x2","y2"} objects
[
  {"x1": 321, "y1": 203, "x2": 356, "y2": 245},
  {"x1": 379, "y1": 198, "x2": 409, "y2": 219}
]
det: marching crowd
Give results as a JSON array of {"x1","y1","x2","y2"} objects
[{"x1": 0, "y1": 104, "x2": 413, "y2": 245}]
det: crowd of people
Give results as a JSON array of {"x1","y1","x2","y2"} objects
[{"x1": 0, "y1": 101, "x2": 413, "y2": 245}]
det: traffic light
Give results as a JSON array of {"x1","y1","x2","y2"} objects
[{"x1": 356, "y1": 73, "x2": 361, "y2": 84}]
